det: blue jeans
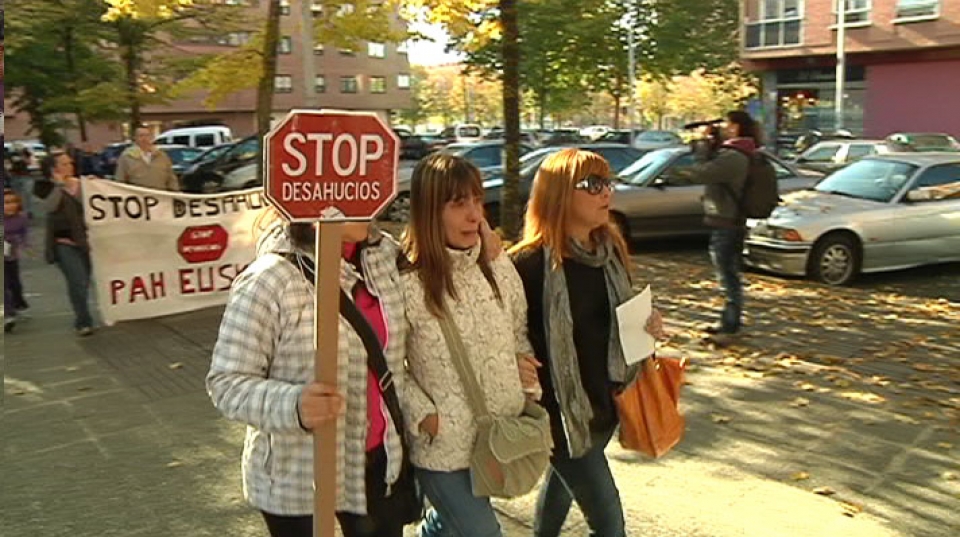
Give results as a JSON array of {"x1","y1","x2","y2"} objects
[
  {"x1": 54, "y1": 244, "x2": 94, "y2": 329},
  {"x1": 534, "y1": 432, "x2": 625, "y2": 537},
  {"x1": 416, "y1": 468, "x2": 502, "y2": 537},
  {"x1": 709, "y1": 228, "x2": 746, "y2": 334}
]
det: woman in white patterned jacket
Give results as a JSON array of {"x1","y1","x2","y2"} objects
[
  {"x1": 206, "y1": 210, "x2": 416, "y2": 537},
  {"x1": 400, "y1": 153, "x2": 543, "y2": 537}
]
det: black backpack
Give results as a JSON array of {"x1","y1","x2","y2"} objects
[{"x1": 730, "y1": 149, "x2": 779, "y2": 219}]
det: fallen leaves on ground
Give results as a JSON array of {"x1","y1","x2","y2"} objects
[
  {"x1": 840, "y1": 392, "x2": 886, "y2": 404},
  {"x1": 168, "y1": 362, "x2": 184, "y2": 370},
  {"x1": 790, "y1": 397, "x2": 811, "y2": 408},
  {"x1": 840, "y1": 501, "x2": 864, "y2": 517},
  {"x1": 166, "y1": 461, "x2": 183, "y2": 468},
  {"x1": 813, "y1": 486, "x2": 837, "y2": 496},
  {"x1": 791, "y1": 471, "x2": 810, "y2": 481},
  {"x1": 711, "y1": 414, "x2": 732, "y2": 424},
  {"x1": 943, "y1": 472, "x2": 957, "y2": 481},
  {"x1": 936, "y1": 442, "x2": 953, "y2": 449}
]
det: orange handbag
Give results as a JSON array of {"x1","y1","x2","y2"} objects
[{"x1": 614, "y1": 355, "x2": 687, "y2": 458}]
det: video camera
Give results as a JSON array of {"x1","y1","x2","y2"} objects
[{"x1": 683, "y1": 119, "x2": 724, "y2": 154}]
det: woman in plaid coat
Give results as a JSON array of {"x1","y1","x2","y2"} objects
[{"x1": 206, "y1": 210, "x2": 412, "y2": 537}]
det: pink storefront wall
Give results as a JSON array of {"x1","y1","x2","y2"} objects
[{"x1": 864, "y1": 61, "x2": 960, "y2": 139}]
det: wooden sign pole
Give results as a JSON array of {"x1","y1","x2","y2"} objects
[{"x1": 314, "y1": 222, "x2": 342, "y2": 537}]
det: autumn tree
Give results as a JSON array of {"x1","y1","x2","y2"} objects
[{"x1": 5, "y1": 0, "x2": 122, "y2": 144}]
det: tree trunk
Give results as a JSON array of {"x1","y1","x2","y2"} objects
[
  {"x1": 256, "y1": 0, "x2": 282, "y2": 182},
  {"x1": 612, "y1": 93, "x2": 621, "y2": 129},
  {"x1": 537, "y1": 89, "x2": 547, "y2": 130},
  {"x1": 119, "y1": 21, "x2": 142, "y2": 133},
  {"x1": 62, "y1": 27, "x2": 88, "y2": 141},
  {"x1": 500, "y1": 0, "x2": 522, "y2": 240}
]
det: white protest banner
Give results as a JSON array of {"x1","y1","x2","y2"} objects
[{"x1": 83, "y1": 179, "x2": 268, "y2": 325}]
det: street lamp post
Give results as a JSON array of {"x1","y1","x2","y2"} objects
[{"x1": 835, "y1": 0, "x2": 846, "y2": 131}]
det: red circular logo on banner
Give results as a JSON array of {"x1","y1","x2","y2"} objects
[
  {"x1": 177, "y1": 224, "x2": 229, "y2": 264},
  {"x1": 263, "y1": 110, "x2": 399, "y2": 222}
]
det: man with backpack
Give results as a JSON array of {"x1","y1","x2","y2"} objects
[{"x1": 683, "y1": 110, "x2": 778, "y2": 346}]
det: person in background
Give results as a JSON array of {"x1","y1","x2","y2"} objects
[
  {"x1": 510, "y1": 148, "x2": 665, "y2": 537},
  {"x1": 207, "y1": 208, "x2": 417, "y2": 537},
  {"x1": 115, "y1": 126, "x2": 179, "y2": 191},
  {"x1": 4, "y1": 188, "x2": 31, "y2": 332},
  {"x1": 400, "y1": 153, "x2": 541, "y2": 537},
  {"x1": 683, "y1": 110, "x2": 762, "y2": 346},
  {"x1": 33, "y1": 152, "x2": 95, "y2": 336},
  {"x1": 10, "y1": 148, "x2": 35, "y2": 218}
]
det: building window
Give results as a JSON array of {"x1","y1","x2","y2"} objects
[
  {"x1": 397, "y1": 73, "x2": 411, "y2": 89},
  {"x1": 315, "y1": 75, "x2": 326, "y2": 93},
  {"x1": 895, "y1": 0, "x2": 939, "y2": 20},
  {"x1": 314, "y1": 43, "x2": 325, "y2": 55},
  {"x1": 337, "y1": 3, "x2": 355, "y2": 16},
  {"x1": 745, "y1": 0, "x2": 802, "y2": 49},
  {"x1": 222, "y1": 32, "x2": 252, "y2": 47},
  {"x1": 341, "y1": 76, "x2": 359, "y2": 94},
  {"x1": 368, "y1": 42, "x2": 386, "y2": 58},
  {"x1": 833, "y1": 0, "x2": 870, "y2": 25},
  {"x1": 278, "y1": 36, "x2": 293, "y2": 54},
  {"x1": 311, "y1": 0, "x2": 324, "y2": 17},
  {"x1": 397, "y1": 41, "x2": 409, "y2": 55},
  {"x1": 275, "y1": 75, "x2": 293, "y2": 94},
  {"x1": 280, "y1": 0, "x2": 290, "y2": 16},
  {"x1": 370, "y1": 76, "x2": 386, "y2": 93}
]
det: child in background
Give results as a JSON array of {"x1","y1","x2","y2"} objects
[{"x1": 5, "y1": 188, "x2": 31, "y2": 332}]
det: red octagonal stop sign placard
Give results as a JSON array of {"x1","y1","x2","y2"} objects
[
  {"x1": 264, "y1": 109, "x2": 399, "y2": 222},
  {"x1": 178, "y1": 224, "x2": 229, "y2": 264}
]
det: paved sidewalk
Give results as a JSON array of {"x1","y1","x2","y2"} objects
[{"x1": 3, "y1": 250, "x2": 957, "y2": 536}]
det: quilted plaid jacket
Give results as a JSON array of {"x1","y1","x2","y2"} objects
[{"x1": 206, "y1": 222, "x2": 407, "y2": 516}]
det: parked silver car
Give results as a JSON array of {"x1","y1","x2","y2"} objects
[
  {"x1": 610, "y1": 147, "x2": 821, "y2": 240},
  {"x1": 744, "y1": 153, "x2": 960, "y2": 285}
]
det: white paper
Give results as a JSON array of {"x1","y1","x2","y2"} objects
[{"x1": 616, "y1": 285, "x2": 655, "y2": 365}]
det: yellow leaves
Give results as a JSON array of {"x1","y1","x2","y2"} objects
[
  {"x1": 168, "y1": 362, "x2": 185, "y2": 370},
  {"x1": 812, "y1": 486, "x2": 836, "y2": 496},
  {"x1": 839, "y1": 501, "x2": 864, "y2": 517},
  {"x1": 102, "y1": 0, "x2": 193, "y2": 22},
  {"x1": 166, "y1": 460, "x2": 184, "y2": 468},
  {"x1": 711, "y1": 414, "x2": 732, "y2": 424},
  {"x1": 789, "y1": 397, "x2": 811, "y2": 408},
  {"x1": 936, "y1": 442, "x2": 953, "y2": 449},
  {"x1": 791, "y1": 471, "x2": 810, "y2": 481},
  {"x1": 840, "y1": 392, "x2": 886, "y2": 404}
]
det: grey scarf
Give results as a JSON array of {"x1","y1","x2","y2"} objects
[{"x1": 543, "y1": 239, "x2": 637, "y2": 457}]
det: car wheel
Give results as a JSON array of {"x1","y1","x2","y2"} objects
[
  {"x1": 809, "y1": 233, "x2": 861, "y2": 285},
  {"x1": 484, "y1": 203, "x2": 501, "y2": 229},
  {"x1": 611, "y1": 212, "x2": 629, "y2": 240},
  {"x1": 385, "y1": 192, "x2": 411, "y2": 222}
]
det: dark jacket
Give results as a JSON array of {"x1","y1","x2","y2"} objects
[
  {"x1": 684, "y1": 138, "x2": 755, "y2": 228},
  {"x1": 33, "y1": 179, "x2": 89, "y2": 263}
]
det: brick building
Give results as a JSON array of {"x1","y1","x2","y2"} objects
[
  {"x1": 3, "y1": 0, "x2": 413, "y2": 148},
  {"x1": 740, "y1": 0, "x2": 960, "y2": 141}
]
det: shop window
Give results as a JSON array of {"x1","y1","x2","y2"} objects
[
  {"x1": 895, "y1": 0, "x2": 939, "y2": 20},
  {"x1": 745, "y1": 0, "x2": 802, "y2": 49}
]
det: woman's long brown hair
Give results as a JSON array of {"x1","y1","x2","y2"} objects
[
  {"x1": 510, "y1": 148, "x2": 630, "y2": 269},
  {"x1": 402, "y1": 153, "x2": 501, "y2": 317}
]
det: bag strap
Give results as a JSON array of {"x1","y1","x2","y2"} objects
[
  {"x1": 437, "y1": 314, "x2": 492, "y2": 419},
  {"x1": 282, "y1": 252, "x2": 409, "y2": 443}
]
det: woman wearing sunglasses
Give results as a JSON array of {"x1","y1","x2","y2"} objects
[{"x1": 510, "y1": 148, "x2": 664, "y2": 537}]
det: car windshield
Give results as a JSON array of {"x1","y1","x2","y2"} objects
[
  {"x1": 194, "y1": 145, "x2": 231, "y2": 163},
  {"x1": 814, "y1": 158, "x2": 919, "y2": 202},
  {"x1": 618, "y1": 149, "x2": 680, "y2": 184}
]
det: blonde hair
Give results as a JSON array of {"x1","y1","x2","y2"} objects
[
  {"x1": 510, "y1": 148, "x2": 630, "y2": 268},
  {"x1": 402, "y1": 152, "x2": 500, "y2": 317}
]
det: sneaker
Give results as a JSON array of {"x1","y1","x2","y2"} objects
[
  {"x1": 15, "y1": 306, "x2": 30, "y2": 319},
  {"x1": 4, "y1": 318, "x2": 16, "y2": 333},
  {"x1": 705, "y1": 331, "x2": 740, "y2": 347},
  {"x1": 76, "y1": 326, "x2": 95, "y2": 337}
]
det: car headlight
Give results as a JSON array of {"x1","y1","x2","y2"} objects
[{"x1": 768, "y1": 226, "x2": 804, "y2": 242}]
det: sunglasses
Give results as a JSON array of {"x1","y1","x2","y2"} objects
[{"x1": 573, "y1": 174, "x2": 614, "y2": 195}]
